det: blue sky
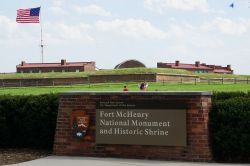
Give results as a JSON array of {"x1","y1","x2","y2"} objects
[{"x1": 1, "y1": 0, "x2": 250, "y2": 74}]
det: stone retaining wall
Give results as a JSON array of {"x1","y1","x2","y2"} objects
[
  {"x1": 156, "y1": 73, "x2": 199, "y2": 83},
  {"x1": 0, "y1": 73, "x2": 198, "y2": 87}
]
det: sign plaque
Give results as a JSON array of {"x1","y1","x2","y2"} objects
[{"x1": 96, "y1": 100, "x2": 186, "y2": 146}]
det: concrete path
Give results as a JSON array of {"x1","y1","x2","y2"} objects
[{"x1": 10, "y1": 156, "x2": 248, "y2": 166}]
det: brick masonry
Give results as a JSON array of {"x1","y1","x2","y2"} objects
[{"x1": 53, "y1": 91, "x2": 213, "y2": 162}]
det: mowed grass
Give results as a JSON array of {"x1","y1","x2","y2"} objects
[
  {"x1": 0, "y1": 68, "x2": 192, "y2": 79},
  {"x1": 0, "y1": 82, "x2": 250, "y2": 95}
]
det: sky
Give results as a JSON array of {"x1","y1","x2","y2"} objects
[{"x1": 1, "y1": 0, "x2": 250, "y2": 74}]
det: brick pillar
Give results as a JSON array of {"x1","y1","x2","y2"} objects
[{"x1": 185, "y1": 96, "x2": 212, "y2": 161}]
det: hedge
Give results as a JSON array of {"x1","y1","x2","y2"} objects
[
  {"x1": 210, "y1": 94, "x2": 250, "y2": 162},
  {"x1": 0, "y1": 94, "x2": 59, "y2": 149},
  {"x1": 212, "y1": 91, "x2": 250, "y2": 101}
]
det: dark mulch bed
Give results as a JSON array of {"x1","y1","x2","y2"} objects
[{"x1": 0, "y1": 149, "x2": 51, "y2": 165}]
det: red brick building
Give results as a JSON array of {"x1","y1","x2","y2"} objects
[
  {"x1": 157, "y1": 60, "x2": 233, "y2": 74},
  {"x1": 16, "y1": 59, "x2": 96, "y2": 73}
]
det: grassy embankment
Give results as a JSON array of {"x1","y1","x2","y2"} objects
[
  {"x1": 0, "y1": 68, "x2": 192, "y2": 79},
  {"x1": 0, "y1": 68, "x2": 249, "y2": 95},
  {"x1": 1, "y1": 67, "x2": 249, "y2": 79}
]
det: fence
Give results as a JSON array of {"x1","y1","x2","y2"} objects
[
  {"x1": 0, "y1": 75, "x2": 249, "y2": 88},
  {"x1": 156, "y1": 77, "x2": 250, "y2": 86},
  {"x1": 199, "y1": 77, "x2": 249, "y2": 85},
  {"x1": 0, "y1": 77, "x2": 89, "y2": 88}
]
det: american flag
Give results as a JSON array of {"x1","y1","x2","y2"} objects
[{"x1": 16, "y1": 7, "x2": 40, "y2": 23}]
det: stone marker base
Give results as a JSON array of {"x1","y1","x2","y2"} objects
[{"x1": 53, "y1": 91, "x2": 212, "y2": 162}]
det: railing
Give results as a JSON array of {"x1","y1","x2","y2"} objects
[
  {"x1": 158, "y1": 77, "x2": 250, "y2": 85},
  {"x1": 0, "y1": 77, "x2": 249, "y2": 88},
  {"x1": 199, "y1": 77, "x2": 249, "y2": 84}
]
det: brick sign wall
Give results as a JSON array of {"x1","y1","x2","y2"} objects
[{"x1": 53, "y1": 91, "x2": 212, "y2": 162}]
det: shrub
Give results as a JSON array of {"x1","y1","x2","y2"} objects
[
  {"x1": 210, "y1": 96, "x2": 250, "y2": 162},
  {"x1": 212, "y1": 91, "x2": 250, "y2": 101},
  {"x1": 0, "y1": 94, "x2": 59, "y2": 149}
]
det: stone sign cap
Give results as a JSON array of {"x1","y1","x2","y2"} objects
[{"x1": 59, "y1": 91, "x2": 212, "y2": 96}]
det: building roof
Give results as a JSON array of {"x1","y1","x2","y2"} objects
[
  {"x1": 158, "y1": 61, "x2": 233, "y2": 74},
  {"x1": 114, "y1": 59, "x2": 146, "y2": 69},
  {"x1": 165, "y1": 63, "x2": 213, "y2": 70},
  {"x1": 16, "y1": 61, "x2": 95, "y2": 69}
]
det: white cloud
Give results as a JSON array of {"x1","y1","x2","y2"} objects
[
  {"x1": 74, "y1": 4, "x2": 111, "y2": 17},
  {"x1": 144, "y1": 0, "x2": 209, "y2": 13},
  {"x1": 49, "y1": 6, "x2": 68, "y2": 15},
  {"x1": 0, "y1": 15, "x2": 41, "y2": 48},
  {"x1": 57, "y1": 24, "x2": 83, "y2": 39},
  {"x1": 96, "y1": 19, "x2": 167, "y2": 39},
  {"x1": 0, "y1": 15, "x2": 17, "y2": 39},
  {"x1": 52, "y1": 0, "x2": 64, "y2": 6},
  {"x1": 45, "y1": 23, "x2": 94, "y2": 44},
  {"x1": 202, "y1": 17, "x2": 250, "y2": 35},
  {"x1": 49, "y1": 0, "x2": 68, "y2": 15},
  {"x1": 168, "y1": 24, "x2": 208, "y2": 47},
  {"x1": 0, "y1": 14, "x2": 94, "y2": 46}
]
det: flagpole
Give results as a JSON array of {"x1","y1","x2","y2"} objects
[{"x1": 40, "y1": 6, "x2": 44, "y2": 63}]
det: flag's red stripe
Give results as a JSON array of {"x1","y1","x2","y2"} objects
[
  {"x1": 16, "y1": 17, "x2": 39, "y2": 19},
  {"x1": 16, "y1": 21, "x2": 39, "y2": 22},
  {"x1": 16, "y1": 18, "x2": 39, "y2": 21},
  {"x1": 17, "y1": 13, "x2": 32, "y2": 15}
]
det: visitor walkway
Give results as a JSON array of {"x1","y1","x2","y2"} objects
[{"x1": 10, "y1": 156, "x2": 247, "y2": 166}]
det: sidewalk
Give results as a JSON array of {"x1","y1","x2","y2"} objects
[{"x1": 10, "y1": 156, "x2": 248, "y2": 166}]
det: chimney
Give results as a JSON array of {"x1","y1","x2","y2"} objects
[
  {"x1": 227, "y1": 65, "x2": 231, "y2": 70},
  {"x1": 175, "y1": 60, "x2": 180, "y2": 66},
  {"x1": 21, "y1": 61, "x2": 26, "y2": 66},
  {"x1": 195, "y1": 61, "x2": 200, "y2": 67},
  {"x1": 61, "y1": 59, "x2": 66, "y2": 65}
]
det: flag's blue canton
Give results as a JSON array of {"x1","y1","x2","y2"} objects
[{"x1": 30, "y1": 7, "x2": 40, "y2": 16}]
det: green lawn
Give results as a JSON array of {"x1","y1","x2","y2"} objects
[
  {"x1": 0, "y1": 68, "x2": 192, "y2": 79},
  {"x1": 0, "y1": 82, "x2": 249, "y2": 95}
]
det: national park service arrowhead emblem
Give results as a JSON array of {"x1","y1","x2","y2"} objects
[{"x1": 70, "y1": 110, "x2": 90, "y2": 139}]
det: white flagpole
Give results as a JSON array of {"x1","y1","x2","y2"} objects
[{"x1": 40, "y1": 6, "x2": 44, "y2": 63}]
